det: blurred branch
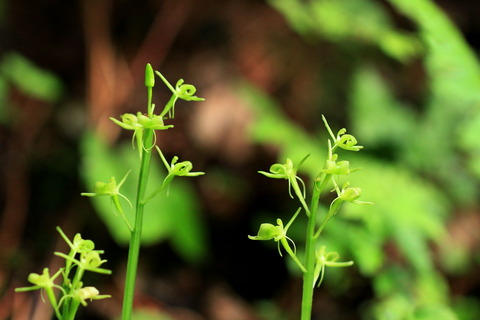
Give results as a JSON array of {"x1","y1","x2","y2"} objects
[{"x1": 82, "y1": 0, "x2": 193, "y2": 142}]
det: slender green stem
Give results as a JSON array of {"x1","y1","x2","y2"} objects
[
  {"x1": 300, "y1": 197, "x2": 318, "y2": 319},
  {"x1": 45, "y1": 287, "x2": 62, "y2": 320},
  {"x1": 300, "y1": 172, "x2": 330, "y2": 320},
  {"x1": 121, "y1": 128, "x2": 154, "y2": 320},
  {"x1": 64, "y1": 300, "x2": 80, "y2": 320}
]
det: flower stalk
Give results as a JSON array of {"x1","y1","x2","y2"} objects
[{"x1": 250, "y1": 115, "x2": 371, "y2": 320}]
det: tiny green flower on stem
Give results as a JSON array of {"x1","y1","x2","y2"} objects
[
  {"x1": 110, "y1": 112, "x2": 174, "y2": 157},
  {"x1": 315, "y1": 183, "x2": 372, "y2": 239},
  {"x1": 54, "y1": 250, "x2": 111, "y2": 275},
  {"x1": 313, "y1": 246, "x2": 354, "y2": 288},
  {"x1": 142, "y1": 146, "x2": 205, "y2": 203},
  {"x1": 334, "y1": 182, "x2": 373, "y2": 206},
  {"x1": 74, "y1": 286, "x2": 111, "y2": 307},
  {"x1": 15, "y1": 268, "x2": 64, "y2": 319},
  {"x1": 259, "y1": 155, "x2": 311, "y2": 216},
  {"x1": 249, "y1": 208, "x2": 307, "y2": 272},
  {"x1": 155, "y1": 71, "x2": 205, "y2": 119},
  {"x1": 322, "y1": 151, "x2": 360, "y2": 176},
  {"x1": 81, "y1": 171, "x2": 133, "y2": 231},
  {"x1": 322, "y1": 115, "x2": 363, "y2": 152}
]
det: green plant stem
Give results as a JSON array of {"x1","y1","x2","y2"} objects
[
  {"x1": 121, "y1": 128, "x2": 154, "y2": 320},
  {"x1": 301, "y1": 172, "x2": 330, "y2": 320},
  {"x1": 65, "y1": 300, "x2": 80, "y2": 320}
]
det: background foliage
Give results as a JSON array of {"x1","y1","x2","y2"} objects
[{"x1": 1, "y1": 0, "x2": 480, "y2": 319}]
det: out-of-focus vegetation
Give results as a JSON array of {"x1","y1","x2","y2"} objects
[{"x1": 2, "y1": 0, "x2": 480, "y2": 319}]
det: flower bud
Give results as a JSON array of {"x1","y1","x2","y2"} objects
[
  {"x1": 340, "y1": 187, "x2": 362, "y2": 202},
  {"x1": 145, "y1": 63, "x2": 155, "y2": 88}
]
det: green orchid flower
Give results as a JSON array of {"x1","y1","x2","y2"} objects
[
  {"x1": 155, "y1": 71, "x2": 205, "y2": 119},
  {"x1": 322, "y1": 115, "x2": 363, "y2": 152},
  {"x1": 81, "y1": 171, "x2": 133, "y2": 231},
  {"x1": 15, "y1": 268, "x2": 65, "y2": 318},
  {"x1": 249, "y1": 208, "x2": 306, "y2": 272},
  {"x1": 141, "y1": 146, "x2": 205, "y2": 204},
  {"x1": 73, "y1": 286, "x2": 111, "y2": 307},
  {"x1": 110, "y1": 112, "x2": 174, "y2": 157},
  {"x1": 259, "y1": 155, "x2": 311, "y2": 215},
  {"x1": 313, "y1": 246, "x2": 354, "y2": 288}
]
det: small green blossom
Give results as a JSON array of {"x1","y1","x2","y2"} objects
[
  {"x1": 313, "y1": 246, "x2": 354, "y2": 288},
  {"x1": 81, "y1": 171, "x2": 133, "y2": 231},
  {"x1": 328, "y1": 182, "x2": 372, "y2": 219},
  {"x1": 155, "y1": 71, "x2": 205, "y2": 119},
  {"x1": 259, "y1": 155, "x2": 311, "y2": 215},
  {"x1": 141, "y1": 147, "x2": 205, "y2": 204},
  {"x1": 72, "y1": 234, "x2": 95, "y2": 253},
  {"x1": 322, "y1": 115, "x2": 363, "y2": 152},
  {"x1": 110, "y1": 112, "x2": 173, "y2": 158},
  {"x1": 322, "y1": 153, "x2": 358, "y2": 176},
  {"x1": 74, "y1": 286, "x2": 111, "y2": 307},
  {"x1": 249, "y1": 208, "x2": 306, "y2": 272},
  {"x1": 54, "y1": 250, "x2": 111, "y2": 275}
]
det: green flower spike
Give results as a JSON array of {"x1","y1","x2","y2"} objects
[
  {"x1": 249, "y1": 208, "x2": 307, "y2": 272},
  {"x1": 259, "y1": 155, "x2": 311, "y2": 216},
  {"x1": 322, "y1": 115, "x2": 363, "y2": 152},
  {"x1": 155, "y1": 71, "x2": 205, "y2": 119},
  {"x1": 313, "y1": 246, "x2": 354, "y2": 288},
  {"x1": 81, "y1": 171, "x2": 133, "y2": 231}
]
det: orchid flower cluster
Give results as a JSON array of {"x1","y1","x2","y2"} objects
[
  {"x1": 84, "y1": 64, "x2": 204, "y2": 320},
  {"x1": 16, "y1": 64, "x2": 205, "y2": 320},
  {"x1": 82, "y1": 64, "x2": 204, "y2": 232},
  {"x1": 249, "y1": 115, "x2": 371, "y2": 319},
  {"x1": 15, "y1": 227, "x2": 111, "y2": 320}
]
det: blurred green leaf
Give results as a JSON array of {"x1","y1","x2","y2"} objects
[
  {"x1": 130, "y1": 309, "x2": 173, "y2": 320},
  {"x1": 387, "y1": 0, "x2": 480, "y2": 204},
  {"x1": 372, "y1": 268, "x2": 457, "y2": 320},
  {"x1": 0, "y1": 52, "x2": 63, "y2": 102},
  {"x1": 412, "y1": 305, "x2": 458, "y2": 320},
  {"x1": 80, "y1": 131, "x2": 206, "y2": 263},
  {"x1": 453, "y1": 297, "x2": 480, "y2": 320},
  {"x1": 350, "y1": 67, "x2": 416, "y2": 149},
  {"x1": 269, "y1": 0, "x2": 422, "y2": 61},
  {"x1": 168, "y1": 180, "x2": 207, "y2": 264}
]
